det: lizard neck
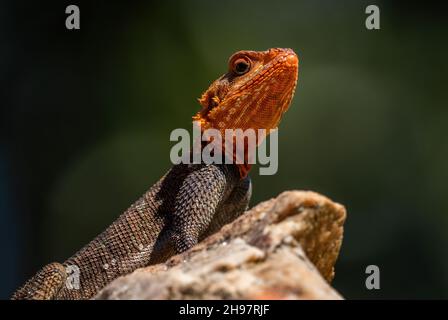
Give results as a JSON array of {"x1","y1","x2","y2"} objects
[
  {"x1": 237, "y1": 163, "x2": 252, "y2": 179},
  {"x1": 199, "y1": 139, "x2": 252, "y2": 179}
]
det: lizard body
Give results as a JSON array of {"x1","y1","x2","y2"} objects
[{"x1": 12, "y1": 48, "x2": 298, "y2": 300}]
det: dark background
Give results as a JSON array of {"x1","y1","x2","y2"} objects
[{"x1": 1, "y1": 0, "x2": 448, "y2": 299}]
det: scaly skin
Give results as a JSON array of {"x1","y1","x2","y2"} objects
[{"x1": 12, "y1": 48, "x2": 299, "y2": 300}]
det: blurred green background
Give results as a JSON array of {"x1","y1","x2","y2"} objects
[{"x1": 1, "y1": 0, "x2": 448, "y2": 299}]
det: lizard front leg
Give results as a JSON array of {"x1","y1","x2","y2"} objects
[
  {"x1": 201, "y1": 174, "x2": 252, "y2": 239},
  {"x1": 11, "y1": 262, "x2": 67, "y2": 300},
  {"x1": 167, "y1": 164, "x2": 242, "y2": 253}
]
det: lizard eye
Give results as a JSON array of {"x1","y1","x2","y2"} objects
[{"x1": 232, "y1": 57, "x2": 251, "y2": 75}]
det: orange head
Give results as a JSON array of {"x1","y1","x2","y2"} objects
[
  {"x1": 193, "y1": 48, "x2": 299, "y2": 177},
  {"x1": 193, "y1": 48, "x2": 299, "y2": 134}
]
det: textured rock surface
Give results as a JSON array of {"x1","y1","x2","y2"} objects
[{"x1": 95, "y1": 190, "x2": 346, "y2": 300}]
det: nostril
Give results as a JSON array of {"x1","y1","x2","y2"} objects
[{"x1": 286, "y1": 53, "x2": 298, "y2": 67}]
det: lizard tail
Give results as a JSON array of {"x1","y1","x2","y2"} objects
[{"x1": 11, "y1": 262, "x2": 66, "y2": 300}]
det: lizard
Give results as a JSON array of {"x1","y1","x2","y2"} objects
[{"x1": 11, "y1": 48, "x2": 299, "y2": 300}]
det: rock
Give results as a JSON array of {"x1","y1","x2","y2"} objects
[{"x1": 95, "y1": 190, "x2": 346, "y2": 300}]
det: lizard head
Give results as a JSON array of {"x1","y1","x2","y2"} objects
[
  {"x1": 193, "y1": 48, "x2": 299, "y2": 133},
  {"x1": 193, "y1": 48, "x2": 299, "y2": 178}
]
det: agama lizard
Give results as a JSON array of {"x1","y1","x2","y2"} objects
[{"x1": 12, "y1": 48, "x2": 299, "y2": 300}]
